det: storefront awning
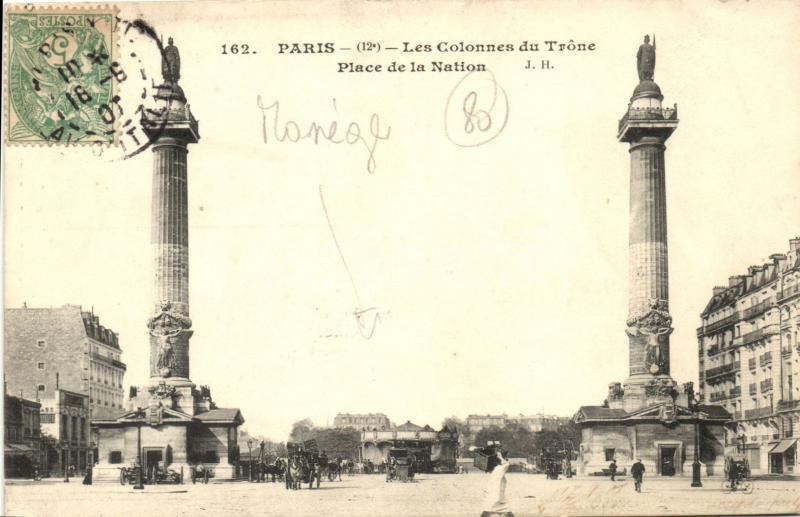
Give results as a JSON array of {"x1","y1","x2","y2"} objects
[
  {"x1": 769, "y1": 439, "x2": 797, "y2": 454},
  {"x1": 4, "y1": 443, "x2": 34, "y2": 455}
]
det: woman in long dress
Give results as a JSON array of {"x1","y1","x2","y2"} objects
[{"x1": 481, "y1": 449, "x2": 514, "y2": 517}]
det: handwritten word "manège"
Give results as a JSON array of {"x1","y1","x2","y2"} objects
[{"x1": 257, "y1": 97, "x2": 391, "y2": 174}]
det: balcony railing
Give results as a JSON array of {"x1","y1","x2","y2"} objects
[
  {"x1": 699, "y1": 312, "x2": 741, "y2": 336},
  {"x1": 742, "y1": 298, "x2": 775, "y2": 320},
  {"x1": 730, "y1": 386, "x2": 741, "y2": 397},
  {"x1": 736, "y1": 325, "x2": 779, "y2": 347},
  {"x1": 618, "y1": 104, "x2": 679, "y2": 133},
  {"x1": 744, "y1": 406, "x2": 772, "y2": 419},
  {"x1": 705, "y1": 362, "x2": 740, "y2": 380},
  {"x1": 760, "y1": 379, "x2": 773, "y2": 392},
  {"x1": 759, "y1": 352, "x2": 773, "y2": 367},
  {"x1": 778, "y1": 283, "x2": 800, "y2": 302},
  {"x1": 777, "y1": 399, "x2": 800, "y2": 412},
  {"x1": 709, "y1": 392, "x2": 728, "y2": 402}
]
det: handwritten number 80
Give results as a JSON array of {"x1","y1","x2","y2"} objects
[
  {"x1": 462, "y1": 91, "x2": 491, "y2": 134},
  {"x1": 221, "y1": 44, "x2": 251, "y2": 55}
]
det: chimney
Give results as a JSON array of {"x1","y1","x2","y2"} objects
[
  {"x1": 790, "y1": 237, "x2": 800, "y2": 252},
  {"x1": 728, "y1": 275, "x2": 744, "y2": 288},
  {"x1": 770, "y1": 253, "x2": 787, "y2": 270}
]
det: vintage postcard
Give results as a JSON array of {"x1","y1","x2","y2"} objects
[{"x1": 2, "y1": 1, "x2": 799, "y2": 516}]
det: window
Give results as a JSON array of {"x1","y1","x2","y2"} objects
[
  {"x1": 109, "y1": 451, "x2": 123, "y2": 464},
  {"x1": 37, "y1": 362, "x2": 45, "y2": 370},
  {"x1": 37, "y1": 339, "x2": 46, "y2": 348},
  {"x1": 41, "y1": 413, "x2": 55, "y2": 424},
  {"x1": 604, "y1": 448, "x2": 615, "y2": 461},
  {"x1": 204, "y1": 451, "x2": 220, "y2": 463},
  {"x1": 37, "y1": 384, "x2": 46, "y2": 392}
]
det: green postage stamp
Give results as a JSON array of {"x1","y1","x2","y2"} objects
[{"x1": 5, "y1": 6, "x2": 117, "y2": 144}]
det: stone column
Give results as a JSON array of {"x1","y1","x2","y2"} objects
[
  {"x1": 142, "y1": 80, "x2": 199, "y2": 387},
  {"x1": 149, "y1": 136, "x2": 193, "y2": 381},
  {"x1": 627, "y1": 134, "x2": 671, "y2": 377},
  {"x1": 618, "y1": 77, "x2": 679, "y2": 408}
]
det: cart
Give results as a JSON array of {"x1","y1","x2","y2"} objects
[
  {"x1": 722, "y1": 455, "x2": 753, "y2": 494},
  {"x1": 387, "y1": 448, "x2": 414, "y2": 482}
]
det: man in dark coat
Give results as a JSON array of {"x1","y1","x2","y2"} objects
[
  {"x1": 631, "y1": 459, "x2": 645, "y2": 492},
  {"x1": 609, "y1": 459, "x2": 618, "y2": 481}
]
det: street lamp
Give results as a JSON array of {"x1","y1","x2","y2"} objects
[
  {"x1": 133, "y1": 409, "x2": 144, "y2": 490},
  {"x1": 63, "y1": 443, "x2": 70, "y2": 483},
  {"x1": 247, "y1": 439, "x2": 253, "y2": 482},
  {"x1": 690, "y1": 394, "x2": 703, "y2": 488},
  {"x1": 259, "y1": 441, "x2": 265, "y2": 482}
]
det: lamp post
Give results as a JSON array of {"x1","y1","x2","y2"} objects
[
  {"x1": 690, "y1": 395, "x2": 703, "y2": 488},
  {"x1": 259, "y1": 441, "x2": 265, "y2": 482},
  {"x1": 63, "y1": 443, "x2": 70, "y2": 482},
  {"x1": 247, "y1": 439, "x2": 253, "y2": 482},
  {"x1": 133, "y1": 409, "x2": 144, "y2": 490}
]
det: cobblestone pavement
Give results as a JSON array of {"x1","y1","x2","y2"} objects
[{"x1": 5, "y1": 474, "x2": 800, "y2": 517}]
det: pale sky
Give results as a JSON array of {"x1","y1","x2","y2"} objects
[{"x1": 3, "y1": 1, "x2": 800, "y2": 441}]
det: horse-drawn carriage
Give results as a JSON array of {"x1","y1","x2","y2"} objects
[
  {"x1": 723, "y1": 455, "x2": 753, "y2": 493},
  {"x1": 285, "y1": 442, "x2": 323, "y2": 490}
]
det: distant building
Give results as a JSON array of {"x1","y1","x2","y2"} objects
[
  {"x1": 333, "y1": 412, "x2": 391, "y2": 430},
  {"x1": 360, "y1": 421, "x2": 459, "y2": 473},
  {"x1": 466, "y1": 413, "x2": 572, "y2": 434},
  {"x1": 697, "y1": 237, "x2": 800, "y2": 475},
  {"x1": 4, "y1": 304, "x2": 127, "y2": 414},
  {"x1": 4, "y1": 393, "x2": 42, "y2": 478}
]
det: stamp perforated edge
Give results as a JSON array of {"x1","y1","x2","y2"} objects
[{"x1": 3, "y1": 3, "x2": 120, "y2": 147}]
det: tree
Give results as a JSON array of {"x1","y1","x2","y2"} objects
[
  {"x1": 473, "y1": 423, "x2": 535, "y2": 458},
  {"x1": 289, "y1": 418, "x2": 315, "y2": 443},
  {"x1": 441, "y1": 416, "x2": 473, "y2": 456},
  {"x1": 532, "y1": 421, "x2": 581, "y2": 460},
  {"x1": 311, "y1": 428, "x2": 361, "y2": 459}
]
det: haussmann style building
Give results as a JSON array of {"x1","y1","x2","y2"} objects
[
  {"x1": 697, "y1": 237, "x2": 800, "y2": 475},
  {"x1": 92, "y1": 38, "x2": 244, "y2": 482},
  {"x1": 4, "y1": 304, "x2": 125, "y2": 473},
  {"x1": 573, "y1": 35, "x2": 730, "y2": 477}
]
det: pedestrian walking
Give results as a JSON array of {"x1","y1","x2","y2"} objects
[
  {"x1": 609, "y1": 459, "x2": 617, "y2": 481},
  {"x1": 631, "y1": 459, "x2": 645, "y2": 492}
]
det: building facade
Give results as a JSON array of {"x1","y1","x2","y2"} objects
[
  {"x1": 4, "y1": 394, "x2": 42, "y2": 478},
  {"x1": 39, "y1": 389, "x2": 91, "y2": 474},
  {"x1": 4, "y1": 304, "x2": 125, "y2": 472},
  {"x1": 4, "y1": 305, "x2": 127, "y2": 413},
  {"x1": 574, "y1": 36, "x2": 729, "y2": 477},
  {"x1": 333, "y1": 413, "x2": 391, "y2": 430},
  {"x1": 698, "y1": 237, "x2": 800, "y2": 475}
]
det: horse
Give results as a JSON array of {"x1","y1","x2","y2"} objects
[{"x1": 288, "y1": 458, "x2": 304, "y2": 490}]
